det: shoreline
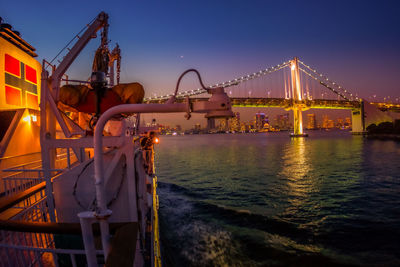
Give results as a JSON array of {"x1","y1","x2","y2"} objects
[{"x1": 366, "y1": 133, "x2": 400, "y2": 141}]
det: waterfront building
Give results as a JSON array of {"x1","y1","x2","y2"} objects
[
  {"x1": 327, "y1": 119, "x2": 335, "y2": 128},
  {"x1": 275, "y1": 113, "x2": 290, "y2": 130},
  {"x1": 322, "y1": 115, "x2": 329, "y2": 128},
  {"x1": 255, "y1": 112, "x2": 267, "y2": 131},
  {"x1": 240, "y1": 122, "x2": 247, "y2": 133},
  {"x1": 307, "y1": 113, "x2": 317, "y2": 129},
  {"x1": 337, "y1": 118, "x2": 344, "y2": 128},
  {"x1": 229, "y1": 112, "x2": 241, "y2": 132},
  {"x1": 218, "y1": 119, "x2": 228, "y2": 132},
  {"x1": 344, "y1": 117, "x2": 351, "y2": 129}
]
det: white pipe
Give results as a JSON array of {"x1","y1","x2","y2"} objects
[
  {"x1": 93, "y1": 103, "x2": 187, "y2": 258},
  {"x1": 78, "y1": 211, "x2": 97, "y2": 267}
]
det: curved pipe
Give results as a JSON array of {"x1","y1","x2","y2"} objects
[
  {"x1": 93, "y1": 102, "x2": 187, "y2": 258},
  {"x1": 173, "y1": 69, "x2": 208, "y2": 98}
]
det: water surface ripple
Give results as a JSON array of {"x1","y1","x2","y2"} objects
[{"x1": 155, "y1": 132, "x2": 400, "y2": 266}]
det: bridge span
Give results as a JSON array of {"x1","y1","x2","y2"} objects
[
  {"x1": 146, "y1": 97, "x2": 361, "y2": 110},
  {"x1": 145, "y1": 57, "x2": 399, "y2": 135}
]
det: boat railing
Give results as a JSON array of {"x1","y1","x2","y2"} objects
[
  {"x1": 0, "y1": 195, "x2": 56, "y2": 266},
  {"x1": 1, "y1": 150, "x2": 78, "y2": 197},
  {"x1": 2, "y1": 171, "x2": 44, "y2": 197},
  {"x1": 0, "y1": 182, "x2": 47, "y2": 220},
  {"x1": 0, "y1": 184, "x2": 55, "y2": 266},
  {"x1": 0, "y1": 179, "x2": 105, "y2": 267},
  {"x1": 0, "y1": 220, "x2": 105, "y2": 267}
]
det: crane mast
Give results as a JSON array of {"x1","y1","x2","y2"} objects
[
  {"x1": 49, "y1": 12, "x2": 109, "y2": 100},
  {"x1": 39, "y1": 12, "x2": 110, "y2": 222}
]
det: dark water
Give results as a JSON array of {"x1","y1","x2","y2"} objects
[{"x1": 155, "y1": 131, "x2": 400, "y2": 266}]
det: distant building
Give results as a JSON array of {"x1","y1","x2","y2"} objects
[
  {"x1": 229, "y1": 112, "x2": 241, "y2": 132},
  {"x1": 255, "y1": 112, "x2": 267, "y2": 131},
  {"x1": 344, "y1": 117, "x2": 351, "y2": 129},
  {"x1": 275, "y1": 113, "x2": 290, "y2": 130},
  {"x1": 240, "y1": 122, "x2": 247, "y2": 132},
  {"x1": 307, "y1": 113, "x2": 317, "y2": 129},
  {"x1": 218, "y1": 119, "x2": 228, "y2": 132},
  {"x1": 194, "y1": 123, "x2": 201, "y2": 131},
  {"x1": 336, "y1": 118, "x2": 344, "y2": 128},
  {"x1": 322, "y1": 115, "x2": 329, "y2": 128}
]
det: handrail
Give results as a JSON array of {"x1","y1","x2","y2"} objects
[
  {"x1": 0, "y1": 182, "x2": 45, "y2": 213},
  {"x1": 2, "y1": 169, "x2": 64, "y2": 172},
  {"x1": 0, "y1": 220, "x2": 137, "y2": 236},
  {"x1": 1, "y1": 151, "x2": 71, "y2": 169},
  {"x1": 0, "y1": 151, "x2": 41, "y2": 161}
]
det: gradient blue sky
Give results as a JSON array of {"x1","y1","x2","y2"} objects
[{"x1": 2, "y1": 0, "x2": 400, "y2": 127}]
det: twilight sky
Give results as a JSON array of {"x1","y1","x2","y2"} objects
[{"x1": 2, "y1": 0, "x2": 400, "y2": 127}]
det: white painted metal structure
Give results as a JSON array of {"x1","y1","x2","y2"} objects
[{"x1": 0, "y1": 10, "x2": 231, "y2": 266}]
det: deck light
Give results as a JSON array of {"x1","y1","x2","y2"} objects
[{"x1": 23, "y1": 115, "x2": 31, "y2": 122}]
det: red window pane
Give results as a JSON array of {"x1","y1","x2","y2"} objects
[
  {"x1": 5, "y1": 54, "x2": 20, "y2": 77},
  {"x1": 5, "y1": 86, "x2": 21, "y2": 106},
  {"x1": 25, "y1": 64, "x2": 37, "y2": 84}
]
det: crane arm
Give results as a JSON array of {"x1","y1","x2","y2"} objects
[{"x1": 51, "y1": 12, "x2": 109, "y2": 96}]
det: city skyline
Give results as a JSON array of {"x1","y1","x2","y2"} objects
[
  {"x1": 151, "y1": 110, "x2": 352, "y2": 132},
  {"x1": 140, "y1": 106, "x2": 354, "y2": 129}
]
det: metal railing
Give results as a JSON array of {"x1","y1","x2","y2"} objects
[
  {"x1": 1, "y1": 190, "x2": 103, "y2": 267},
  {"x1": 1, "y1": 150, "x2": 78, "y2": 197},
  {"x1": 3, "y1": 174, "x2": 44, "y2": 197},
  {"x1": 0, "y1": 226, "x2": 103, "y2": 267},
  {"x1": 1, "y1": 193, "x2": 54, "y2": 267}
]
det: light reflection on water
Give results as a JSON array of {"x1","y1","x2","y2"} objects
[
  {"x1": 280, "y1": 137, "x2": 314, "y2": 216},
  {"x1": 156, "y1": 132, "x2": 400, "y2": 266}
]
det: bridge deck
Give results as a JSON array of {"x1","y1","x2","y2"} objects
[
  {"x1": 229, "y1": 98, "x2": 361, "y2": 110},
  {"x1": 145, "y1": 97, "x2": 400, "y2": 112},
  {"x1": 145, "y1": 97, "x2": 361, "y2": 110}
]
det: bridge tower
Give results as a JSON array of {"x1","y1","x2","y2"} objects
[{"x1": 290, "y1": 57, "x2": 308, "y2": 137}]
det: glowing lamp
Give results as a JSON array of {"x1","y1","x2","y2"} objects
[
  {"x1": 291, "y1": 64, "x2": 296, "y2": 71},
  {"x1": 154, "y1": 137, "x2": 160, "y2": 144},
  {"x1": 22, "y1": 115, "x2": 31, "y2": 122},
  {"x1": 22, "y1": 114, "x2": 38, "y2": 123}
]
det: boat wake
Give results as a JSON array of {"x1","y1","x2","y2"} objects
[{"x1": 158, "y1": 182, "x2": 356, "y2": 267}]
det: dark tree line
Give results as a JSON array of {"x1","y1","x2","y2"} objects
[{"x1": 366, "y1": 120, "x2": 400, "y2": 135}]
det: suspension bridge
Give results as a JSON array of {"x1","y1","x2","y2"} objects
[{"x1": 144, "y1": 57, "x2": 400, "y2": 136}]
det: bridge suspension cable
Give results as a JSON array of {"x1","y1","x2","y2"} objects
[
  {"x1": 299, "y1": 67, "x2": 350, "y2": 101},
  {"x1": 298, "y1": 60, "x2": 357, "y2": 101},
  {"x1": 144, "y1": 60, "x2": 290, "y2": 101},
  {"x1": 144, "y1": 58, "x2": 359, "y2": 102}
]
